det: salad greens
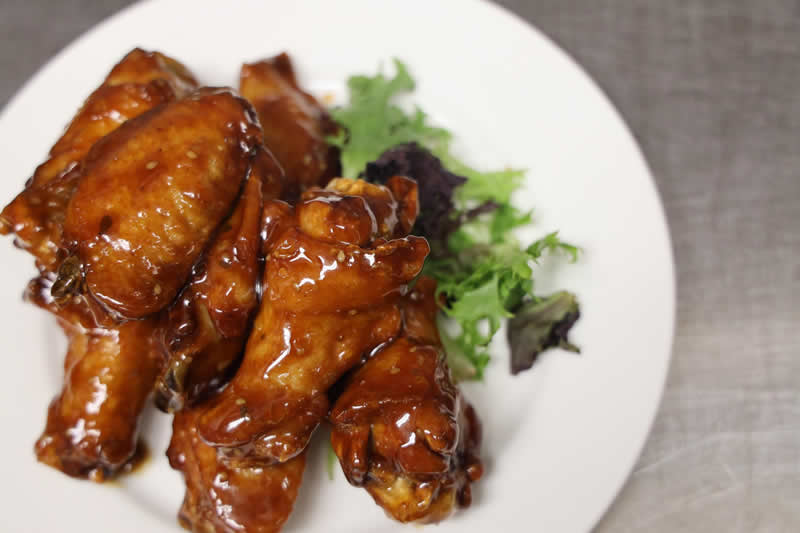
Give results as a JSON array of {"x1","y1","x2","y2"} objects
[
  {"x1": 328, "y1": 60, "x2": 581, "y2": 380},
  {"x1": 328, "y1": 60, "x2": 450, "y2": 179},
  {"x1": 326, "y1": 446, "x2": 338, "y2": 480},
  {"x1": 508, "y1": 292, "x2": 581, "y2": 375}
]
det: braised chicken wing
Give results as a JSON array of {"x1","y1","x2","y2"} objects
[
  {"x1": 27, "y1": 274, "x2": 161, "y2": 480},
  {"x1": 0, "y1": 48, "x2": 196, "y2": 273},
  {"x1": 196, "y1": 177, "x2": 427, "y2": 463},
  {"x1": 329, "y1": 276, "x2": 483, "y2": 523},
  {"x1": 240, "y1": 53, "x2": 340, "y2": 196},
  {"x1": 168, "y1": 408, "x2": 306, "y2": 533},
  {"x1": 155, "y1": 148, "x2": 285, "y2": 412},
  {"x1": 34, "y1": 319, "x2": 161, "y2": 481},
  {"x1": 62, "y1": 88, "x2": 262, "y2": 319}
]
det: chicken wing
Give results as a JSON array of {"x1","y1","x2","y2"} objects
[
  {"x1": 168, "y1": 408, "x2": 306, "y2": 533},
  {"x1": 239, "y1": 53, "x2": 340, "y2": 197},
  {"x1": 196, "y1": 176, "x2": 428, "y2": 464},
  {"x1": 62, "y1": 88, "x2": 262, "y2": 319},
  {"x1": 154, "y1": 147, "x2": 285, "y2": 412},
  {"x1": 0, "y1": 48, "x2": 196, "y2": 273},
  {"x1": 28, "y1": 273, "x2": 161, "y2": 480},
  {"x1": 329, "y1": 276, "x2": 484, "y2": 523}
]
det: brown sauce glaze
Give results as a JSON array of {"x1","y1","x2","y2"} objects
[
  {"x1": 297, "y1": 177, "x2": 417, "y2": 246},
  {"x1": 154, "y1": 147, "x2": 286, "y2": 413},
  {"x1": 329, "y1": 276, "x2": 484, "y2": 523},
  {"x1": 63, "y1": 88, "x2": 262, "y2": 319},
  {"x1": 119, "y1": 439, "x2": 151, "y2": 476},
  {"x1": 169, "y1": 409, "x2": 305, "y2": 533},
  {"x1": 33, "y1": 313, "x2": 161, "y2": 481},
  {"x1": 195, "y1": 177, "x2": 428, "y2": 464}
]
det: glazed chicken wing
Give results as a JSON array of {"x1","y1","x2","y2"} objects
[
  {"x1": 196, "y1": 177, "x2": 428, "y2": 463},
  {"x1": 168, "y1": 408, "x2": 306, "y2": 533},
  {"x1": 239, "y1": 53, "x2": 340, "y2": 196},
  {"x1": 34, "y1": 315, "x2": 161, "y2": 481},
  {"x1": 154, "y1": 147, "x2": 286, "y2": 412},
  {"x1": 0, "y1": 48, "x2": 196, "y2": 273},
  {"x1": 61, "y1": 88, "x2": 262, "y2": 319},
  {"x1": 329, "y1": 276, "x2": 484, "y2": 523},
  {"x1": 27, "y1": 269, "x2": 162, "y2": 480}
]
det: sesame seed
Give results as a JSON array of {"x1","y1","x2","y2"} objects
[
  {"x1": 390, "y1": 367, "x2": 400, "y2": 375},
  {"x1": 336, "y1": 250, "x2": 346, "y2": 262},
  {"x1": 235, "y1": 398, "x2": 246, "y2": 406},
  {"x1": 348, "y1": 309, "x2": 358, "y2": 316},
  {"x1": 153, "y1": 284, "x2": 162, "y2": 295},
  {"x1": 145, "y1": 161, "x2": 158, "y2": 170},
  {"x1": 186, "y1": 150, "x2": 198, "y2": 159}
]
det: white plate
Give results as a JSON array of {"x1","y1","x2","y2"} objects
[{"x1": 0, "y1": 1, "x2": 675, "y2": 532}]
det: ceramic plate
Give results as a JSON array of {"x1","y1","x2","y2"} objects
[{"x1": 0, "y1": 1, "x2": 674, "y2": 531}]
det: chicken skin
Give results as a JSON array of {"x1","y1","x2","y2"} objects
[
  {"x1": 154, "y1": 148, "x2": 285, "y2": 412},
  {"x1": 27, "y1": 266, "x2": 162, "y2": 480},
  {"x1": 239, "y1": 53, "x2": 340, "y2": 197},
  {"x1": 34, "y1": 314, "x2": 161, "y2": 481},
  {"x1": 196, "y1": 177, "x2": 428, "y2": 464},
  {"x1": 0, "y1": 48, "x2": 196, "y2": 273},
  {"x1": 329, "y1": 276, "x2": 484, "y2": 523},
  {"x1": 168, "y1": 409, "x2": 306, "y2": 533},
  {"x1": 62, "y1": 87, "x2": 262, "y2": 319}
]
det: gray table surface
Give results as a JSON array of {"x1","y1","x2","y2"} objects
[{"x1": 2, "y1": 1, "x2": 798, "y2": 531}]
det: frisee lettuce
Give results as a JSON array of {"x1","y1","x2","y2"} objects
[
  {"x1": 328, "y1": 60, "x2": 450, "y2": 179},
  {"x1": 329, "y1": 60, "x2": 581, "y2": 380}
]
